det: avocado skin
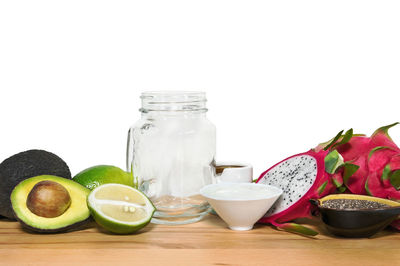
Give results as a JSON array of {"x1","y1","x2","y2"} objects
[
  {"x1": 0, "y1": 150, "x2": 71, "y2": 219},
  {"x1": 15, "y1": 214, "x2": 92, "y2": 234}
]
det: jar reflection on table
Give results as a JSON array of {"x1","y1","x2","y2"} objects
[{"x1": 127, "y1": 91, "x2": 216, "y2": 225}]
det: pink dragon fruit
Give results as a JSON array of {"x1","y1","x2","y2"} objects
[
  {"x1": 319, "y1": 123, "x2": 400, "y2": 195},
  {"x1": 320, "y1": 123, "x2": 400, "y2": 230},
  {"x1": 256, "y1": 149, "x2": 340, "y2": 235}
]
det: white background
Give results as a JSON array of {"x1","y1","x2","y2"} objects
[{"x1": 0, "y1": 1, "x2": 399, "y2": 178}]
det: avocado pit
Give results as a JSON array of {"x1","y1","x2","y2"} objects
[{"x1": 26, "y1": 180, "x2": 71, "y2": 218}]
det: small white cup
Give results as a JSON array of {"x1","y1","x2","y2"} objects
[{"x1": 215, "y1": 162, "x2": 253, "y2": 183}]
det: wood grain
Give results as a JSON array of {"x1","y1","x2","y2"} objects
[{"x1": 1, "y1": 215, "x2": 399, "y2": 265}]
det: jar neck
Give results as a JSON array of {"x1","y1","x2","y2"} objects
[
  {"x1": 141, "y1": 111, "x2": 207, "y2": 120},
  {"x1": 140, "y1": 91, "x2": 208, "y2": 114}
]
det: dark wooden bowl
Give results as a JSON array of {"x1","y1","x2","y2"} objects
[{"x1": 310, "y1": 195, "x2": 400, "y2": 238}]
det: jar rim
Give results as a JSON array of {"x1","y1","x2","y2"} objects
[
  {"x1": 141, "y1": 91, "x2": 206, "y2": 103},
  {"x1": 140, "y1": 91, "x2": 207, "y2": 113}
]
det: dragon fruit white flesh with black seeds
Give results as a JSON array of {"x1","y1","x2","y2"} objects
[
  {"x1": 256, "y1": 149, "x2": 340, "y2": 234},
  {"x1": 262, "y1": 154, "x2": 318, "y2": 216}
]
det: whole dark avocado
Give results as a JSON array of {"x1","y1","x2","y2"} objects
[{"x1": 0, "y1": 149, "x2": 71, "y2": 219}]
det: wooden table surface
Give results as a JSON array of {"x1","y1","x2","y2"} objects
[{"x1": 1, "y1": 214, "x2": 400, "y2": 266}]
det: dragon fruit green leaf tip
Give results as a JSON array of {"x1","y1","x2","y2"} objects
[{"x1": 256, "y1": 122, "x2": 400, "y2": 235}]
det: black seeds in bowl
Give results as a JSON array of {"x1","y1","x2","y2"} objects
[{"x1": 321, "y1": 199, "x2": 391, "y2": 210}]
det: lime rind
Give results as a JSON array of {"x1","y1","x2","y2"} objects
[
  {"x1": 73, "y1": 165, "x2": 133, "y2": 190},
  {"x1": 87, "y1": 183, "x2": 155, "y2": 234}
]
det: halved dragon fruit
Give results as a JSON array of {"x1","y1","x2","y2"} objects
[{"x1": 256, "y1": 149, "x2": 340, "y2": 235}]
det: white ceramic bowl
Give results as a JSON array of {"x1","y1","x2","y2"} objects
[{"x1": 200, "y1": 183, "x2": 282, "y2": 231}]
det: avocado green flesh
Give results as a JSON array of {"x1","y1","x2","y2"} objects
[{"x1": 11, "y1": 175, "x2": 91, "y2": 232}]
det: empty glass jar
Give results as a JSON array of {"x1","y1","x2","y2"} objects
[{"x1": 127, "y1": 91, "x2": 216, "y2": 225}]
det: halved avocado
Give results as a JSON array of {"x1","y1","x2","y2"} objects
[{"x1": 11, "y1": 175, "x2": 91, "y2": 233}]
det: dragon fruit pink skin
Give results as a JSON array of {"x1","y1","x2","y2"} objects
[
  {"x1": 256, "y1": 149, "x2": 335, "y2": 226},
  {"x1": 366, "y1": 171, "x2": 393, "y2": 198},
  {"x1": 388, "y1": 155, "x2": 400, "y2": 170},
  {"x1": 336, "y1": 136, "x2": 370, "y2": 162},
  {"x1": 369, "y1": 123, "x2": 400, "y2": 152},
  {"x1": 361, "y1": 125, "x2": 400, "y2": 200},
  {"x1": 368, "y1": 147, "x2": 399, "y2": 173},
  {"x1": 345, "y1": 155, "x2": 369, "y2": 194},
  {"x1": 366, "y1": 152, "x2": 400, "y2": 197}
]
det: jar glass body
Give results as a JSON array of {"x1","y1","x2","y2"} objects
[{"x1": 127, "y1": 92, "x2": 216, "y2": 224}]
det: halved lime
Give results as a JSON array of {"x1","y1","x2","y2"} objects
[{"x1": 87, "y1": 183, "x2": 155, "y2": 234}]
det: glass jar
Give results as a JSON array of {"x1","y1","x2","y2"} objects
[{"x1": 127, "y1": 91, "x2": 216, "y2": 225}]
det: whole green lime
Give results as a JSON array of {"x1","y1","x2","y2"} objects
[{"x1": 73, "y1": 165, "x2": 133, "y2": 190}]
